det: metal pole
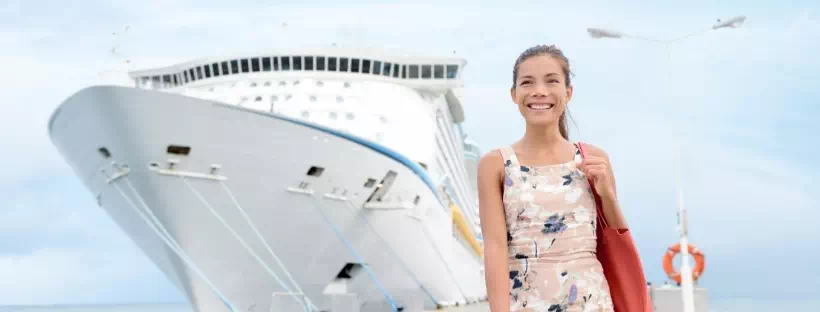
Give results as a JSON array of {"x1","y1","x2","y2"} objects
[
  {"x1": 664, "y1": 42, "x2": 696, "y2": 312},
  {"x1": 674, "y1": 143, "x2": 695, "y2": 312}
]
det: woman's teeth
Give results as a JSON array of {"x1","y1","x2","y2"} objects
[{"x1": 528, "y1": 103, "x2": 555, "y2": 110}]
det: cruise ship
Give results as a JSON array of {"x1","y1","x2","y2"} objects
[{"x1": 47, "y1": 49, "x2": 488, "y2": 312}]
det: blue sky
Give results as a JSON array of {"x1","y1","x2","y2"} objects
[{"x1": 1, "y1": 0, "x2": 819, "y2": 308}]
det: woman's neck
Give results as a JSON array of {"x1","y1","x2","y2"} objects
[{"x1": 520, "y1": 123, "x2": 567, "y2": 150}]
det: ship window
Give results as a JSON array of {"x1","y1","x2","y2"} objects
[
  {"x1": 167, "y1": 145, "x2": 191, "y2": 156},
  {"x1": 316, "y1": 81, "x2": 324, "y2": 87},
  {"x1": 292, "y1": 56, "x2": 302, "y2": 70},
  {"x1": 306, "y1": 166, "x2": 324, "y2": 177},
  {"x1": 329, "y1": 112, "x2": 337, "y2": 119},
  {"x1": 351, "y1": 58, "x2": 360, "y2": 73},
  {"x1": 339, "y1": 58, "x2": 349, "y2": 72},
  {"x1": 273, "y1": 57, "x2": 280, "y2": 70},
  {"x1": 346, "y1": 112, "x2": 354, "y2": 120},
  {"x1": 255, "y1": 96, "x2": 263, "y2": 102},
  {"x1": 373, "y1": 61, "x2": 382, "y2": 75},
  {"x1": 301, "y1": 110, "x2": 309, "y2": 118},
  {"x1": 281, "y1": 57, "x2": 291, "y2": 70},
  {"x1": 203, "y1": 65, "x2": 212, "y2": 78},
  {"x1": 446, "y1": 65, "x2": 458, "y2": 79},
  {"x1": 421, "y1": 65, "x2": 432, "y2": 79},
  {"x1": 211, "y1": 63, "x2": 220, "y2": 77},
  {"x1": 251, "y1": 58, "x2": 261, "y2": 72},
  {"x1": 172, "y1": 75, "x2": 179, "y2": 85},
  {"x1": 434, "y1": 65, "x2": 444, "y2": 79},
  {"x1": 221, "y1": 61, "x2": 229, "y2": 75},
  {"x1": 264, "y1": 81, "x2": 271, "y2": 86},
  {"x1": 361, "y1": 59, "x2": 371, "y2": 74},
  {"x1": 98, "y1": 147, "x2": 111, "y2": 159},
  {"x1": 408, "y1": 65, "x2": 419, "y2": 78},
  {"x1": 304, "y1": 56, "x2": 314, "y2": 71},
  {"x1": 328, "y1": 57, "x2": 338, "y2": 71},
  {"x1": 279, "y1": 81, "x2": 286, "y2": 86},
  {"x1": 310, "y1": 95, "x2": 317, "y2": 102},
  {"x1": 336, "y1": 96, "x2": 344, "y2": 103},
  {"x1": 196, "y1": 67, "x2": 203, "y2": 79},
  {"x1": 317, "y1": 57, "x2": 326, "y2": 70},
  {"x1": 401, "y1": 65, "x2": 407, "y2": 78},
  {"x1": 230, "y1": 60, "x2": 240, "y2": 74},
  {"x1": 241, "y1": 58, "x2": 250, "y2": 73},
  {"x1": 383, "y1": 62, "x2": 392, "y2": 76},
  {"x1": 393, "y1": 64, "x2": 400, "y2": 78},
  {"x1": 163, "y1": 75, "x2": 172, "y2": 86}
]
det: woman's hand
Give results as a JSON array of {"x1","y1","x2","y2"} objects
[
  {"x1": 577, "y1": 143, "x2": 628, "y2": 229},
  {"x1": 578, "y1": 149, "x2": 617, "y2": 200}
]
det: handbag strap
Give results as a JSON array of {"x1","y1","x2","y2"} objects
[{"x1": 577, "y1": 142, "x2": 609, "y2": 228}]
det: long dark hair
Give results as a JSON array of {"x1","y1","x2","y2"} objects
[{"x1": 511, "y1": 44, "x2": 575, "y2": 140}]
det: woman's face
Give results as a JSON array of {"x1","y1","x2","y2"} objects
[{"x1": 510, "y1": 54, "x2": 573, "y2": 127}]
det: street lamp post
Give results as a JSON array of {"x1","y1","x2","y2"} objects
[{"x1": 586, "y1": 16, "x2": 746, "y2": 312}]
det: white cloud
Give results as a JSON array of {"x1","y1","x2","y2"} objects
[
  {"x1": 0, "y1": 247, "x2": 184, "y2": 305},
  {"x1": 0, "y1": 179, "x2": 186, "y2": 305}
]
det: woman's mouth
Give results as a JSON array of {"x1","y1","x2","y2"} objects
[{"x1": 527, "y1": 103, "x2": 555, "y2": 110}]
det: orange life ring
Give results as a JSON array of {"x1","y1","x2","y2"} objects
[{"x1": 662, "y1": 242, "x2": 705, "y2": 284}]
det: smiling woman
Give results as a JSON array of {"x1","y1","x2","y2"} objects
[{"x1": 477, "y1": 44, "x2": 650, "y2": 312}]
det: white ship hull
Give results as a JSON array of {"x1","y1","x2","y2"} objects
[{"x1": 48, "y1": 86, "x2": 487, "y2": 312}]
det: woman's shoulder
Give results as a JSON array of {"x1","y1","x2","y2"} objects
[
  {"x1": 478, "y1": 148, "x2": 505, "y2": 167},
  {"x1": 477, "y1": 148, "x2": 506, "y2": 178}
]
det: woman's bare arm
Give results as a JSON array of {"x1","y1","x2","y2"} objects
[{"x1": 477, "y1": 149, "x2": 510, "y2": 311}]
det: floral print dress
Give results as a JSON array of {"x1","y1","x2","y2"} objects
[{"x1": 500, "y1": 144, "x2": 614, "y2": 312}]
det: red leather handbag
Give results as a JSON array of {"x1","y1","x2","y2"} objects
[{"x1": 578, "y1": 142, "x2": 652, "y2": 312}]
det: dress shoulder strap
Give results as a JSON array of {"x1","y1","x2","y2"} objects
[{"x1": 497, "y1": 146, "x2": 521, "y2": 168}]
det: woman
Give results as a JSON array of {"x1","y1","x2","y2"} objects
[{"x1": 477, "y1": 44, "x2": 630, "y2": 312}]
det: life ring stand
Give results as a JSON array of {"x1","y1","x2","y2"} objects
[{"x1": 662, "y1": 242, "x2": 705, "y2": 284}]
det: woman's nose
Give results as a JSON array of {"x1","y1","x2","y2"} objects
[{"x1": 533, "y1": 82, "x2": 550, "y2": 96}]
